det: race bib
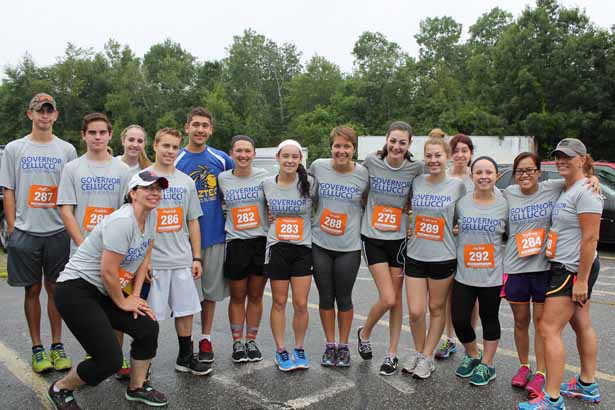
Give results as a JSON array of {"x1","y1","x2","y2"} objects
[
  {"x1": 232, "y1": 205, "x2": 261, "y2": 231},
  {"x1": 83, "y1": 207, "x2": 114, "y2": 231},
  {"x1": 276, "y1": 217, "x2": 304, "y2": 241},
  {"x1": 545, "y1": 231, "x2": 558, "y2": 259},
  {"x1": 371, "y1": 205, "x2": 402, "y2": 231},
  {"x1": 118, "y1": 268, "x2": 134, "y2": 295},
  {"x1": 515, "y1": 228, "x2": 545, "y2": 258},
  {"x1": 156, "y1": 207, "x2": 183, "y2": 232},
  {"x1": 464, "y1": 244, "x2": 495, "y2": 269},
  {"x1": 319, "y1": 208, "x2": 347, "y2": 236},
  {"x1": 415, "y1": 215, "x2": 445, "y2": 241},
  {"x1": 28, "y1": 185, "x2": 58, "y2": 208}
]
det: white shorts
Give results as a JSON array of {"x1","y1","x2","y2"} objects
[{"x1": 148, "y1": 268, "x2": 202, "y2": 321}]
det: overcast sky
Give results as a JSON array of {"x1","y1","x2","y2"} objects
[{"x1": 2, "y1": 0, "x2": 613, "y2": 75}]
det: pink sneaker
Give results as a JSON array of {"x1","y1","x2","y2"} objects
[
  {"x1": 511, "y1": 365, "x2": 531, "y2": 388},
  {"x1": 525, "y1": 373, "x2": 546, "y2": 398}
]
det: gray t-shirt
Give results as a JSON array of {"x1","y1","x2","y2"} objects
[
  {"x1": 503, "y1": 181, "x2": 564, "y2": 274},
  {"x1": 218, "y1": 168, "x2": 269, "y2": 241},
  {"x1": 310, "y1": 159, "x2": 369, "y2": 252},
  {"x1": 57, "y1": 204, "x2": 156, "y2": 296},
  {"x1": 263, "y1": 174, "x2": 316, "y2": 248},
  {"x1": 447, "y1": 169, "x2": 474, "y2": 193},
  {"x1": 147, "y1": 167, "x2": 203, "y2": 269},
  {"x1": 0, "y1": 135, "x2": 77, "y2": 235},
  {"x1": 57, "y1": 155, "x2": 131, "y2": 254},
  {"x1": 360, "y1": 153, "x2": 422, "y2": 240},
  {"x1": 407, "y1": 176, "x2": 466, "y2": 262},
  {"x1": 455, "y1": 193, "x2": 508, "y2": 287},
  {"x1": 115, "y1": 155, "x2": 142, "y2": 177},
  {"x1": 549, "y1": 178, "x2": 603, "y2": 273}
]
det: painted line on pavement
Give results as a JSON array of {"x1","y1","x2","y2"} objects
[
  {"x1": 263, "y1": 291, "x2": 615, "y2": 383},
  {"x1": 0, "y1": 341, "x2": 53, "y2": 409},
  {"x1": 285, "y1": 380, "x2": 355, "y2": 409}
]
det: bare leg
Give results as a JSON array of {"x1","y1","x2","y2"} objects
[
  {"x1": 360, "y1": 263, "x2": 397, "y2": 340},
  {"x1": 569, "y1": 302, "x2": 597, "y2": 383},
  {"x1": 423, "y1": 277, "x2": 454, "y2": 356},
  {"x1": 511, "y1": 303, "x2": 531, "y2": 365},
  {"x1": 25, "y1": 283, "x2": 43, "y2": 346},
  {"x1": 129, "y1": 358, "x2": 153, "y2": 390},
  {"x1": 270, "y1": 280, "x2": 289, "y2": 349},
  {"x1": 406, "y1": 277, "x2": 428, "y2": 352},
  {"x1": 44, "y1": 281, "x2": 63, "y2": 344},
  {"x1": 175, "y1": 315, "x2": 193, "y2": 338},
  {"x1": 245, "y1": 275, "x2": 267, "y2": 337},
  {"x1": 387, "y1": 267, "x2": 404, "y2": 356},
  {"x1": 338, "y1": 309, "x2": 353, "y2": 344},
  {"x1": 200, "y1": 300, "x2": 216, "y2": 335},
  {"x1": 532, "y1": 303, "x2": 546, "y2": 373},
  {"x1": 229, "y1": 279, "x2": 248, "y2": 339},
  {"x1": 54, "y1": 367, "x2": 86, "y2": 391},
  {"x1": 320, "y1": 309, "x2": 336, "y2": 343},
  {"x1": 290, "y1": 276, "x2": 312, "y2": 348}
]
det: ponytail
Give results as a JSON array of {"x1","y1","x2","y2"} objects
[
  {"x1": 138, "y1": 150, "x2": 152, "y2": 169},
  {"x1": 297, "y1": 164, "x2": 311, "y2": 198},
  {"x1": 583, "y1": 154, "x2": 595, "y2": 177}
]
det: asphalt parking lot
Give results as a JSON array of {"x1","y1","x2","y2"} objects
[{"x1": 1, "y1": 247, "x2": 615, "y2": 409}]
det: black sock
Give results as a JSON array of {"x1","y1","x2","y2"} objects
[
  {"x1": 578, "y1": 378, "x2": 593, "y2": 387},
  {"x1": 51, "y1": 343, "x2": 63, "y2": 350},
  {"x1": 178, "y1": 336, "x2": 192, "y2": 358},
  {"x1": 548, "y1": 396, "x2": 560, "y2": 403},
  {"x1": 32, "y1": 344, "x2": 44, "y2": 352}
]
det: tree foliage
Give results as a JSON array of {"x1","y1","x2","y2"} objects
[{"x1": 2, "y1": 1, "x2": 614, "y2": 162}]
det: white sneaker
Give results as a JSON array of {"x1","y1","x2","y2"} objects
[
  {"x1": 412, "y1": 356, "x2": 435, "y2": 379},
  {"x1": 401, "y1": 351, "x2": 422, "y2": 375}
]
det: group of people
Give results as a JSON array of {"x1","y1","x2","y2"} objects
[{"x1": 0, "y1": 93, "x2": 604, "y2": 410}]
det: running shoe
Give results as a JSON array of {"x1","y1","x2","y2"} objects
[
  {"x1": 198, "y1": 338, "x2": 214, "y2": 363},
  {"x1": 517, "y1": 393, "x2": 566, "y2": 410},
  {"x1": 231, "y1": 340, "x2": 248, "y2": 363},
  {"x1": 32, "y1": 347, "x2": 53, "y2": 373},
  {"x1": 293, "y1": 348, "x2": 310, "y2": 369},
  {"x1": 115, "y1": 357, "x2": 131, "y2": 380},
  {"x1": 379, "y1": 356, "x2": 399, "y2": 376},
  {"x1": 512, "y1": 365, "x2": 531, "y2": 388},
  {"x1": 245, "y1": 340, "x2": 263, "y2": 362},
  {"x1": 357, "y1": 326, "x2": 372, "y2": 360},
  {"x1": 125, "y1": 381, "x2": 168, "y2": 407},
  {"x1": 275, "y1": 350, "x2": 294, "y2": 372},
  {"x1": 336, "y1": 346, "x2": 351, "y2": 367},
  {"x1": 455, "y1": 351, "x2": 482, "y2": 378},
  {"x1": 401, "y1": 351, "x2": 422, "y2": 375},
  {"x1": 560, "y1": 376, "x2": 601, "y2": 403},
  {"x1": 50, "y1": 344, "x2": 72, "y2": 371},
  {"x1": 321, "y1": 345, "x2": 336, "y2": 367},
  {"x1": 526, "y1": 373, "x2": 546, "y2": 398},
  {"x1": 175, "y1": 353, "x2": 213, "y2": 376},
  {"x1": 469, "y1": 363, "x2": 497, "y2": 386},
  {"x1": 413, "y1": 356, "x2": 435, "y2": 379},
  {"x1": 434, "y1": 338, "x2": 457, "y2": 360},
  {"x1": 47, "y1": 382, "x2": 81, "y2": 410}
]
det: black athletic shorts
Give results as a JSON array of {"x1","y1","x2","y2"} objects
[
  {"x1": 546, "y1": 258, "x2": 600, "y2": 300},
  {"x1": 361, "y1": 235, "x2": 406, "y2": 268},
  {"x1": 264, "y1": 242, "x2": 313, "y2": 281},
  {"x1": 224, "y1": 237, "x2": 266, "y2": 280},
  {"x1": 405, "y1": 257, "x2": 457, "y2": 280}
]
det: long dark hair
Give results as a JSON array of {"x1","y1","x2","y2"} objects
[
  {"x1": 378, "y1": 121, "x2": 413, "y2": 161},
  {"x1": 450, "y1": 133, "x2": 474, "y2": 166},
  {"x1": 513, "y1": 152, "x2": 541, "y2": 175},
  {"x1": 296, "y1": 163, "x2": 311, "y2": 198}
]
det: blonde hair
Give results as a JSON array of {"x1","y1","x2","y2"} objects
[
  {"x1": 428, "y1": 128, "x2": 447, "y2": 138},
  {"x1": 120, "y1": 125, "x2": 152, "y2": 169},
  {"x1": 424, "y1": 136, "x2": 451, "y2": 157}
]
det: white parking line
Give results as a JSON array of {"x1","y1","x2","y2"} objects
[
  {"x1": 380, "y1": 375, "x2": 415, "y2": 395},
  {"x1": 285, "y1": 380, "x2": 355, "y2": 409}
]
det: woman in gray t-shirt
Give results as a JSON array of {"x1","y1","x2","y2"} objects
[
  {"x1": 263, "y1": 139, "x2": 316, "y2": 371},
  {"x1": 49, "y1": 170, "x2": 169, "y2": 408},
  {"x1": 451, "y1": 156, "x2": 507, "y2": 387},
  {"x1": 357, "y1": 121, "x2": 422, "y2": 376},
  {"x1": 117, "y1": 125, "x2": 152, "y2": 177},
  {"x1": 518, "y1": 139, "x2": 603, "y2": 409}
]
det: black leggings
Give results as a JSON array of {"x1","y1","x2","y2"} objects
[
  {"x1": 312, "y1": 244, "x2": 361, "y2": 311},
  {"x1": 55, "y1": 278, "x2": 159, "y2": 386},
  {"x1": 451, "y1": 280, "x2": 502, "y2": 344}
]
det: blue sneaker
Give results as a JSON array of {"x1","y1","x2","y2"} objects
[
  {"x1": 321, "y1": 345, "x2": 336, "y2": 367},
  {"x1": 517, "y1": 393, "x2": 566, "y2": 410},
  {"x1": 275, "y1": 350, "x2": 294, "y2": 372},
  {"x1": 455, "y1": 351, "x2": 482, "y2": 378},
  {"x1": 468, "y1": 363, "x2": 496, "y2": 386},
  {"x1": 560, "y1": 376, "x2": 601, "y2": 403},
  {"x1": 293, "y1": 348, "x2": 310, "y2": 369}
]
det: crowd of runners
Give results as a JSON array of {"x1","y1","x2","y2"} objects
[{"x1": 0, "y1": 93, "x2": 604, "y2": 410}]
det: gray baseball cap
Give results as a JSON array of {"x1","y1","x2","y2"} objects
[{"x1": 550, "y1": 138, "x2": 587, "y2": 158}]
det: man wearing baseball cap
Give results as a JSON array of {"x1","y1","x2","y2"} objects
[{"x1": 0, "y1": 93, "x2": 77, "y2": 374}]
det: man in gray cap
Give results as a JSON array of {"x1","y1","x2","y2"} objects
[{"x1": 0, "y1": 93, "x2": 77, "y2": 373}]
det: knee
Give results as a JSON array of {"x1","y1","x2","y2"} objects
[
  {"x1": 409, "y1": 307, "x2": 426, "y2": 324},
  {"x1": 515, "y1": 314, "x2": 531, "y2": 330},
  {"x1": 335, "y1": 296, "x2": 353, "y2": 312},
  {"x1": 230, "y1": 294, "x2": 246, "y2": 305},
  {"x1": 381, "y1": 295, "x2": 396, "y2": 310},
  {"x1": 25, "y1": 283, "x2": 42, "y2": 298},
  {"x1": 293, "y1": 301, "x2": 308, "y2": 315},
  {"x1": 247, "y1": 293, "x2": 263, "y2": 306},
  {"x1": 428, "y1": 301, "x2": 445, "y2": 318},
  {"x1": 272, "y1": 298, "x2": 287, "y2": 312},
  {"x1": 538, "y1": 320, "x2": 557, "y2": 340}
]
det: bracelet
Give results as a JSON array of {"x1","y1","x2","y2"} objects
[{"x1": 193, "y1": 257, "x2": 202, "y2": 262}]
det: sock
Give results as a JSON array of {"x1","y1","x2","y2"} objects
[
  {"x1": 386, "y1": 352, "x2": 397, "y2": 359},
  {"x1": 520, "y1": 363, "x2": 530, "y2": 369},
  {"x1": 295, "y1": 346, "x2": 304, "y2": 351},
  {"x1": 548, "y1": 395, "x2": 560, "y2": 403},
  {"x1": 277, "y1": 347, "x2": 286, "y2": 353},
  {"x1": 325, "y1": 342, "x2": 336, "y2": 349},
  {"x1": 230, "y1": 323, "x2": 244, "y2": 342},
  {"x1": 536, "y1": 371, "x2": 546, "y2": 377},
  {"x1": 338, "y1": 343, "x2": 349, "y2": 350},
  {"x1": 201, "y1": 334, "x2": 211, "y2": 342},
  {"x1": 32, "y1": 345, "x2": 44, "y2": 352},
  {"x1": 246, "y1": 326, "x2": 259, "y2": 340},
  {"x1": 51, "y1": 343, "x2": 63, "y2": 350},
  {"x1": 578, "y1": 377, "x2": 593, "y2": 387},
  {"x1": 52, "y1": 383, "x2": 61, "y2": 393},
  {"x1": 177, "y1": 335, "x2": 192, "y2": 357}
]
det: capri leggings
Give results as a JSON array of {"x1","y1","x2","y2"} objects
[
  {"x1": 312, "y1": 244, "x2": 361, "y2": 311},
  {"x1": 451, "y1": 280, "x2": 502, "y2": 343},
  {"x1": 55, "y1": 278, "x2": 159, "y2": 386}
]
